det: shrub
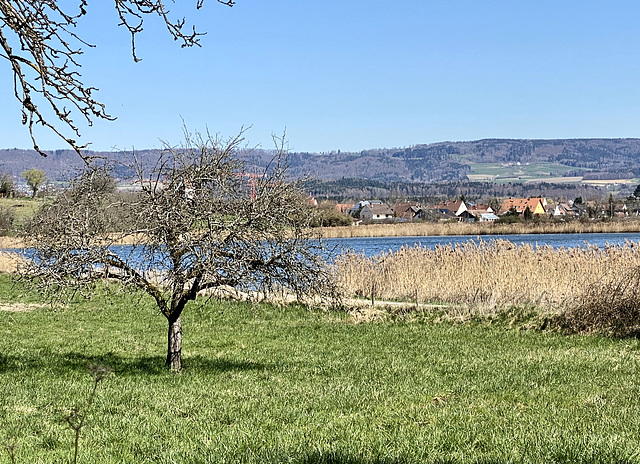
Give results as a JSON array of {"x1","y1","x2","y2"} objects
[
  {"x1": 0, "y1": 172, "x2": 14, "y2": 197},
  {"x1": 309, "y1": 203, "x2": 353, "y2": 227},
  {"x1": 561, "y1": 265, "x2": 640, "y2": 337},
  {"x1": 0, "y1": 206, "x2": 15, "y2": 236}
]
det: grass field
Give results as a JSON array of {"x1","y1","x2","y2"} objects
[
  {"x1": 0, "y1": 197, "x2": 43, "y2": 232},
  {"x1": 2, "y1": 274, "x2": 640, "y2": 463},
  {"x1": 467, "y1": 162, "x2": 584, "y2": 184},
  {"x1": 466, "y1": 161, "x2": 640, "y2": 187}
]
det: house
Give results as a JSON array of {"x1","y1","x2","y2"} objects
[
  {"x1": 467, "y1": 204, "x2": 494, "y2": 221},
  {"x1": 552, "y1": 203, "x2": 579, "y2": 217},
  {"x1": 349, "y1": 199, "x2": 383, "y2": 217},
  {"x1": 435, "y1": 200, "x2": 468, "y2": 217},
  {"x1": 478, "y1": 213, "x2": 500, "y2": 222},
  {"x1": 393, "y1": 201, "x2": 424, "y2": 221},
  {"x1": 615, "y1": 204, "x2": 629, "y2": 217},
  {"x1": 360, "y1": 203, "x2": 394, "y2": 221},
  {"x1": 425, "y1": 200, "x2": 471, "y2": 222},
  {"x1": 498, "y1": 197, "x2": 546, "y2": 216}
]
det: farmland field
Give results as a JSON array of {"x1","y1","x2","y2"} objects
[
  {"x1": 463, "y1": 161, "x2": 640, "y2": 186},
  {"x1": 1, "y1": 274, "x2": 640, "y2": 463},
  {"x1": 467, "y1": 161, "x2": 580, "y2": 182}
]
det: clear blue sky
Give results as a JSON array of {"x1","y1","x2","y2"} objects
[{"x1": 1, "y1": 0, "x2": 639, "y2": 153}]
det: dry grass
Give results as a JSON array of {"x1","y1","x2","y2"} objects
[
  {"x1": 561, "y1": 265, "x2": 640, "y2": 336},
  {"x1": 335, "y1": 239, "x2": 640, "y2": 314},
  {"x1": 320, "y1": 219, "x2": 640, "y2": 238},
  {"x1": 0, "y1": 251, "x2": 26, "y2": 273},
  {"x1": 0, "y1": 302, "x2": 43, "y2": 312},
  {"x1": 0, "y1": 236, "x2": 24, "y2": 249}
]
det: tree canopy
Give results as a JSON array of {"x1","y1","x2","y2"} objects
[
  {"x1": 0, "y1": 1, "x2": 234, "y2": 159},
  {"x1": 23, "y1": 131, "x2": 340, "y2": 371},
  {"x1": 21, "y1": 168, "x2": 46, "y2": 197}
]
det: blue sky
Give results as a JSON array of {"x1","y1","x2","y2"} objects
[{"x1": 1, "y1": 0, "x2": 639, "y2": 153}]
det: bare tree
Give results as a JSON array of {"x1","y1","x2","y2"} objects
[
  {"x1": 22, "y1": 130, "x2": 339, "y2": 371},
  {"x1": 0, "y1": 1, "x2": 234, "y2": 159}
]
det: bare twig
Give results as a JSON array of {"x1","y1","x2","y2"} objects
[{"x1": 0, "y1": 1, "x2": 234, "y2": 160}]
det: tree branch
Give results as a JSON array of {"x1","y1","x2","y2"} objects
[{"x1": 0, "y1": 0, "x2": 234, "y2": 159}]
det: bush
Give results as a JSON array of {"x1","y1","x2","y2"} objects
[
  {"x1": 0, "y1": 172, "x2": 14, "y2": 197},
  {"x1": 309, "y1": 203, "x2": 353, "y2": 227},
  {"x1": 0, "y1": 206, "x2": 15, "y2": 236},
  {"x1": 561, "y1": 266, "x2": 640, "y2": 337}
]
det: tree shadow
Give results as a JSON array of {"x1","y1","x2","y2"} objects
[
  {"x1": 0, "y1": 351, "x2": 269, "y2": 377},
  {"x1": 294, "y1": 453, "x2": 510, "y2": 464},
  {"x1": 294, "y1": 452, "x2": 631, "y2": 464}
]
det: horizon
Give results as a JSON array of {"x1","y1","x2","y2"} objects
[{"x1": 5, "y1": 135, "x2": 640, "y2": 155}]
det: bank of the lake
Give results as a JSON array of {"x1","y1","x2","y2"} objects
[{"x1": 319, "y1": 218, "x2": 640, "y2": 238}]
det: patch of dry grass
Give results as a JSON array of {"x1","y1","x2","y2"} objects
[
  {"x1": 0, "y1": 251, "x2": 25, "y2": 273},
  {"x1": 0, "y1": 302, "x2": 43, "y2": 312},
  {"x1": 0, "y1": 236, "x2": 24, "y2": 249},
  {"x1": 335, "y1": 239, "x2": 640, "y2": 314},
  {"x1": 561, "y1": 265, "x2": 640, "y2": 336}
]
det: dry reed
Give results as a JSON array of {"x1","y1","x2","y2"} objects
[
  {"x1": 561, "y1": 265, "x2": 640, "y2": 336},
  {"x1": 0, "y1": 251, "x2": 25, "y2": 273},
  {"x1": 335, "y1": 239, "x2": 640, "y2": 313},
  {"x1": 321, "y1": 219, "x2": 640, "y2": 239}
]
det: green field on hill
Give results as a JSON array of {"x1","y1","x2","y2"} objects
[
  {"x1": 466, "y1": 161, "x2": 640, "y2": 187},
  {"x1": 1, "y1": 274, "x2": 640, "y2": 463},
  {"x1": 467, "y1": 162, "x2": 583, "y2": 184}
]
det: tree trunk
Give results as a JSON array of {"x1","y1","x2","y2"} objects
[{"x1": 166, "y1": 314, "x2": 183, "y2": 371}]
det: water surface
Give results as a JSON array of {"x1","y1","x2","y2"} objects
[{"x1": 325, "y1": 232, "x2": 640, "y2": 257}]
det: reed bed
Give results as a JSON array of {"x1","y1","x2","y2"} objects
[
  {"x1": 321, "y1": 219, "x2": 640, "y2": 238},
  {"x1": 335, "y1": 239, "x2": 640, "y2": 312}
]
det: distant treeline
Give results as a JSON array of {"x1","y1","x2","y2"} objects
[
  {"x1": 303, "y1": 178, "x2": 607, "y2": 203},
  {"x1": 3, "y1": 137, "x2": 640, "y2": 186}
]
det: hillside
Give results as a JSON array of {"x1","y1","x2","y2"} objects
[
  {"x1": 279, "y1": 138, "x2": 640, "y2": 183},
  {"x1": 2, "y1": 138, "x2": 639, "y2": 187}
]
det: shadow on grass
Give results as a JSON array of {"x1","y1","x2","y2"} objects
[
  {"x1": 296, "y1": 453, "x2": 511, "y2": 464},
  {"x1": 296, "y1": 453, "x2": 632, "y2": 464},
  {"x1": 0, "y1": 351, "x2": 269, "y2": 376}
]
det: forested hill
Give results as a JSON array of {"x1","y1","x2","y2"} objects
[
  {"x1": 2, "y1": 138, "x2": 640, "y2": 184},
  {"x1": 275, "y1": 138, "x2": 640, "y2": 182}
]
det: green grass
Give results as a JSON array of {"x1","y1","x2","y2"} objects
[
  {"x1": 0, "y1": 197, "x2": 43, "y2": 230},
  {"x1": 1, "y1": 274, "x2": 640, "y2": 463},
  {"x1": 467, "y1": 162, "x2": 587, "y2": 184}
]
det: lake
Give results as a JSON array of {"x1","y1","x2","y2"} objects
[
  {"x1": 325, "y1": 232, "x2": 640, "y2": 257},
  {"x1": 6, "y1": 232, "x2": 640, "y2": 262}
]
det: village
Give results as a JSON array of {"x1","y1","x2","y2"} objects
[{"x1": 319, "y1": 195, "x2": 636, "y2": 225}]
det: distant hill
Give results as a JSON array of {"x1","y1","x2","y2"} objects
[
  {"x1": 280, "y1": 138, "x2": 640, "y2": 183},
  {"x1": 2, "y1": 138, "x2": 640, "y2": 186}
]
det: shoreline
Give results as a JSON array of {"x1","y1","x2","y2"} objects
[
  {"x1": 319, "y1": 219, "x2": 640, "y2": 239},
  {"x1": 3, "y1": 220, "x2": 640, "y2": 249}
]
